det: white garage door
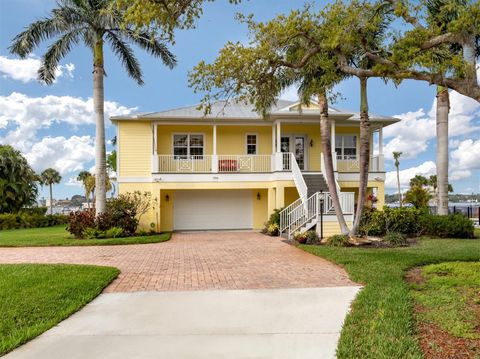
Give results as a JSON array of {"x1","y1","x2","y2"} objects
[{"x1": 173, "y1": 190, "x2": 253, "y2": 230}]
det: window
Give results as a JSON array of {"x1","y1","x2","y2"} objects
[
  {"x1": 173, "y1": 134, "x2": 204, "y2": 159},
  {"x1": 246, "y1": 134, "x2": 257, "y2": 154},
  {"x1": 335, "y1": 135, "x2": 357, "y2": 160}
]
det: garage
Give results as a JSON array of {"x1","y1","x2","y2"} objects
[{"x1": 173, "y1": 190, "x2": 253, "y2": 230}]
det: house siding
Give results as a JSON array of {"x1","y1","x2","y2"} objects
[{"x1": 118, "y1": 121, "x2": 152, "y2": 177}]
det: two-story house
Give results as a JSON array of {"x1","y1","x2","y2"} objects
[{"x1": 111, "y1": 99, "x2": 398, "y2": 237}]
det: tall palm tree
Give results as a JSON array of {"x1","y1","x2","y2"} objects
[
  {"x1": 40, "y1": 168, "x2": 62, "y2": 215},
  {"x1": 77, "y1": 170, "x2": 92, "y2": 209},
  {"x1": 10, "y1": 0, "x2": 176, "y2": 215},
  {"x1": 393, "y1": 151, "x2": 402, "y2": 207}
]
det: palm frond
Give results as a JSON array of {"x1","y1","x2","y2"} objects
[
  {"x1": 38, "y1": 28, "x2": 83, "y2": 84},
  {"x1": 9, "y1": 17, "x2": 66, "y2": 58},
  {"x1": 105, "y1": 31, "x2": 143, "y2": 85},
  {"x1": 126, "y1": 31, "x2": 177, "y2": 69}
]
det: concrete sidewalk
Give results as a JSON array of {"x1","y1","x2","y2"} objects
[{"x1": 4, "y1": 286, "x2": 361, "y2": 359}]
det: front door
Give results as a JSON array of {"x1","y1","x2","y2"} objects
[{"x1": 281, "y1": 135, "x2": 306, "y2": 170}]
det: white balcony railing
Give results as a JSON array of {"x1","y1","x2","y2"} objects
[
  {"x1": 217, "y1": 155, "x2": 272, "y2": 173},
  {"x1": 157, "y1": 155, "x2": 213, "y2": 173},
  {"x1": 336, "y1": 155, "x2": 385, "y2": 172}
]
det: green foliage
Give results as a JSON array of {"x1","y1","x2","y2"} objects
[
  {"x1": 39, "y1": 168, "x2": 62, "y2": 186},
  {"x1": 105, "y1": 227, "x2": 124, "y2": 239},
  {"x1": 0, "y1": 264, "x2": 118, "y2": 355},
  {"x1": 384, "y1": 232, "x2": 408, "y2": 247},
  {"x1": 67, "y1": 210, "x2": 96, "y2": 239},
  {"x1": 360, "y1": 207, "x2": 475, "y2": 239},
  {"x1": 410, "y1": 262, "x2": 480, "y2": 341},
  {"x1": 419, "y1": 213, "x2": 475, "y2": 239},
  {"x1": 294, "y1": 230, "x2": 320, "y2": 245},
  {"x1": 327, "y1": 234, "x2": 351, "y2": 247},
  {"x1": 0, "y1": 145, "x2": 38, "y2": 214},
  {"x1": 83, "y1": 227, "x2": 106, "y2": 240},
  {"x1": 262, "y1": 208, "x2": 282, "y2": 236},
  {"x1": 404, "y1": 185, "x2": 432, "y2": 209},
  {"x1": 300, "y1": 238, "x2": 480, "y2": 358},
  {"x1": 0, "y1": 213, "x2": 68, "y2": 230},
  {"x1": 21, "y1": 207, "x2": 48, "y2": 215}
]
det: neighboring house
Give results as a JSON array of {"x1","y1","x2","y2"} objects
[{"x1": 111, "y1": 100, "x2": 399, "y2": 237}]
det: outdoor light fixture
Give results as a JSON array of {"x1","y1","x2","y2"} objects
[
  {"x1": 310, "y1": 139, "x2": 314, "y2": 147},
  {"x1": 165, "y1": 194, "x2": 170, "y2": 202},
  {"x1": 257, "y1": 192, "x2": 261, "y2": 200}
]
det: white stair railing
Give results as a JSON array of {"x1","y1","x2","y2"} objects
[{"x1": 290, "y1": 153, "x2": 308, "y2": 200}]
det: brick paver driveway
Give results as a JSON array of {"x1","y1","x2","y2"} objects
[{"x1": 0, "y1": 231, "x2": 355, "y2": 292}]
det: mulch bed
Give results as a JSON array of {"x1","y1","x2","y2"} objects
[{"x1": 406, "y1": 268, "x2": 480, "y2": 359}]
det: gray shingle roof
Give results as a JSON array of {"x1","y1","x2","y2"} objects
[{"x1": 111, "y1": 99, "x2": 400, "y2": 124}]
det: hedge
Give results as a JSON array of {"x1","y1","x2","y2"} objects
[
  {"x1": 0, "y1": 213, "x2": 68, "y2": 230},
  {"x1": 360, "y1": 207, "x2": 474, "y2": 239}
]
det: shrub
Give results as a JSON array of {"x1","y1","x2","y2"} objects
[
  {"x1": 21, "y1": 207, "x2": 48, "y2": 215},
  {"x1": 384, "y1": 232, "x2": 408, "y2": 247},
  {"x1": 326, "y1": 234, "x2": 351, "y2": 247},
  {"x1": 305, "y1": 230, "x2": 320, "y2": 245},
  {"x1": 419, "y1": 214, "x2": 474, "y2": 239},
  {"x1": 105, "y1": 227, "x2": 124, "y2": 238},
  {"x1": 83, "y1": 227, "x2": 106, "y2": 239},
  {"x1": 360, "y1": 207, "x2": 425, "y2": 236},
  {"x1": 0, "y1": 212, "x2": 67, "y2": 230},
  {"x1": 262, "y1": 208, "x2": 283, "y2": 236},
  {"x1": 67, "y1": 210, "x2": 96, "y2": 239},
  {"x1": 293, "y1": 231, "x2": 307, "y2": 244}
]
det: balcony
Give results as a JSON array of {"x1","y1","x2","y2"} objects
[
  {"x1": 336, "y1": 154, "x2": 385, "y2": 173},
  {"x1": 153, "y1": 154, "x2": 291, "y2": 173}
]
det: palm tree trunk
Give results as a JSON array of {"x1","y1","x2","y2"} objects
[
  {"x1": 351, "y1": 77, "x2": 370, "y2": 234},
  {"x1": 318, "y1": 92, "x2": 349, "y2": 235},
  {"x1": 93, "y1": 32, "x2": 107, "y2": 215},
  {"x1": 436, "y1": 85, "x2": 449, "y2": 215},
  {"x1": 85, "y1": 189, "x2": 89, "y2": 209},
  {"x1": 396, "y1": 167, "x2": 402, "y2": 207},
  {"x1": 49, "y1": 183, "x2": 53, "y2": 215}
]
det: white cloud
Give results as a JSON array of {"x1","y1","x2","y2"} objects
[
  {"x1": 450, "y1": 138, "x2": 480, "y2": 180},
  {"x1": 65, "y1": 176, "x2": 84, "y2": 187},
  {"x1": 0, "y1": 55, "x2": 75, "y2": 83},
  {"x1": 385, "y1": 161, "x2": 437, "y2": 190},
  {"x1": 0, "y1": 92, "x2": 136, "y2": 152},
  {"x1": 383, "y1": 91, "x2": 480, "y2": 159},
  {"x1": 25, "y1": 136, "x2": 95, "y2": 175}
]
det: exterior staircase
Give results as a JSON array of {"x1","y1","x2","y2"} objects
[
  {"x1": 279, "y1": 154, "x2": 355, "y2": 240},
  {"x1": 303, "y1": 173, "x2": 329, "y2": 197}
]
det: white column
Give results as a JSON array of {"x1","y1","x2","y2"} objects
[
  {"x1": 271, "y1": 124, "x2": 276, "y2": 154},
  {"x1": 331, "y1": 120, "x2": 337, "y2": 171},
  {"x1": 378, "y1": 125, "x2": 384, "y2": 155},
  {"x1": 378, "y1": 125, "x2": 384, "y2": 171},
  {"x1": 276, "y1": 121, "x2": 281, "y2": 152},
  {"x1": 152, "y1": 123, "x2": 159, "y2": 173},
  {"x1": 212, "y1": 124, "x2": 218, "y2": 173}
]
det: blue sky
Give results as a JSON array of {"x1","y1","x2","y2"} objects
[{"x1": 0, "y1": 0, "x2": 479, "y2": 200}]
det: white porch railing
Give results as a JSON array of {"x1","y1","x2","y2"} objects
[
  {"x1": 336, "y1": 155, "x2": 385, "y2": 172},
  {"x1": 217, "y1": 155, "x2": 272, "y2": 173},
  {"x1": 157, "y1": 155, "x2": 213, "y2": 173}
]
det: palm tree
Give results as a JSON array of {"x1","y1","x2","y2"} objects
[
  {"x1": 10, "y1": 0, "x2": 176, "y2": 215},
  {"x1": 393, "y1": 152, "x2": 403, "y2": 207},
  {"x1": 77, "y1": 170, "x2": 92, "y2": 209},
  {"x1": 86, "y1": 175, "x2": 112, "y2": 207},
  {"x1": 40, "y1": 168, "x2": 62, "y2": 215}
]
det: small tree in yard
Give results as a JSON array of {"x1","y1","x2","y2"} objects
[
  {"x1": 405, "y1": 175, "x2": 432, "y2": 209},
  {"x1": 40, "y1": 168, "x2": 62, "y2": 215},
  {"x1": 0, "y1": 145, "x2": 38, "y2": 213}
]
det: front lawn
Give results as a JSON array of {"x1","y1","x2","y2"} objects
[
  {"x1": 0, "y1": 225, "x2": 171, "y2": 247},
  {"x1": 0, "y1": 264, "x2": 118, "y2": 355},
  {"x1": 300, "y1": 237, "x2": 480, "y2": 359},
  {"x1": 409, "y1": 261, "x2": 480, "y2": 358}
]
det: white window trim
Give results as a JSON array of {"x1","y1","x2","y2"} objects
[
  {"x1": 335, "y1": 134, "x2": 358, "y2": 160},
  {"x1": 171, "y1": 133, "x2": 205, "y2": 158},
  {"x1": 280, "y1": 133, "x2": 308, "y2": 170},
  {"x1": 245, "y1": 133, "x2": 258, "y2": 155}
]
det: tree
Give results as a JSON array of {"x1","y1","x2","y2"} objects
[
  {"x1": 77, "y1": 171, "x2": 93, "y2": 209},
  {"x1": 405, "y1": 175, "x2": 432, "y2": 209},
  {"x1": 10, "y1": 0, "x2": 177, "y2": 215},
  {"x1": 0, "y1": 145, "x2": 38, "y2": 213},
  {"x1": 393, "y1": 151, "x2": 403, "y2": 207},
  {"x1": 86, "y1": 175, "x2": 112, "y2": 207},
  {"x1": 40, "y1": 168, "x2": 62, "y2": 215}
]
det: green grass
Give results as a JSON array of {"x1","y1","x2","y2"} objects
[
  {"x1": 410, "y1": 261, "x2": 480, "y2": 340},
  {"x1": 0, "y1": 225, "x2": 171, "y2": 247},
  {"x1": 299, "y1": 237, "x2": 480, "y2": 359},
  {"x1": 0, "y1": 264, "x2": 118, "y2": 355}
]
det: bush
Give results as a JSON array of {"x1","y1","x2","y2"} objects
[
  {"x1": 0, "y1": 212, "x2": 68, "y2": 230},
  {"x1": 326, "y1": 234, "x2": 351, "y2": 247},
  {"x1": 262, "y1": 208, "x2": 283, "y2": 236},
  {"x1": 419, "y1": 214, "x2": 474, "y2": 239},
  {"x1": 294, "y1": 230, "x2": 319, "y2": 245},
  {"x1": 67, "y1": 210, "x2": 96, "y2": 239},
  {"x1": 105, "y1": 227, "x2": 124, "y2": 238},
  {"x1": 21, "y1": 207, "x2": 48, "y2": 215},
  {"x1": 83, "y1": 227, "x2": 106, "y2": 239},
  {"x1": 360, "y1": 207, "x2": 475, "y2": 239},
  {"x1": 384, "y1": 232, "x2": 408, "y2": 247}
]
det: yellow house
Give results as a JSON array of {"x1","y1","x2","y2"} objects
[{"x1": 111, "y1": 99, "x2": 399, "y2": 238}]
